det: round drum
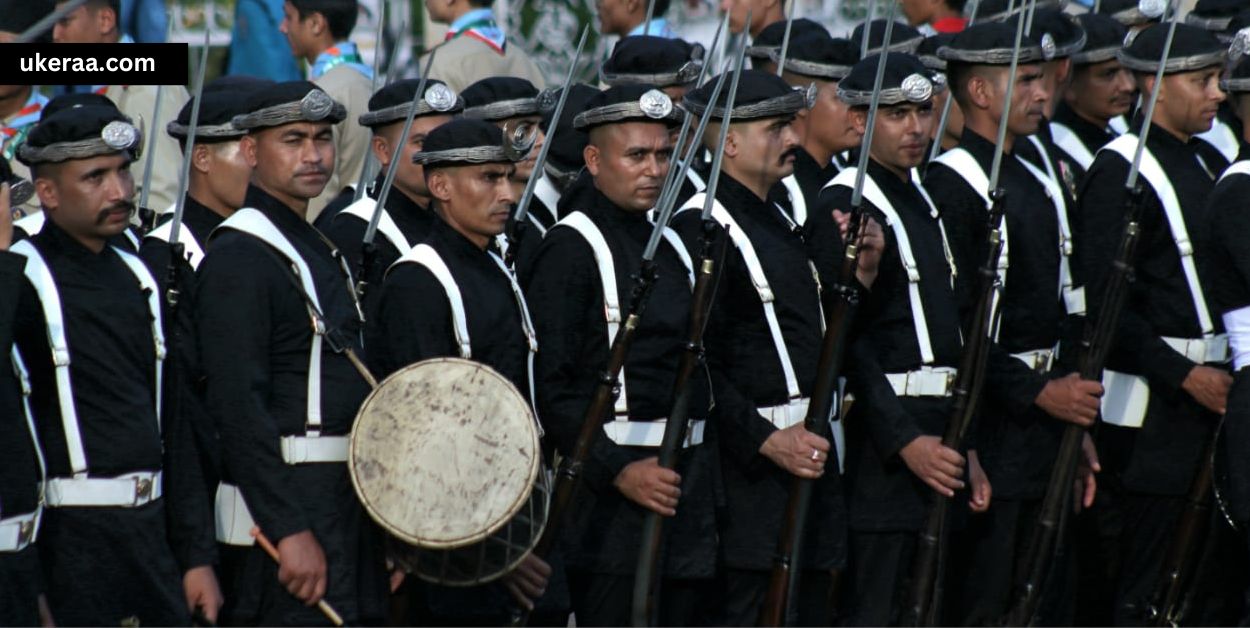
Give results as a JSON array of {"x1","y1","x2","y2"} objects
[{"x1": 349, "y1": 358, "x2": 550, "y2": 586}]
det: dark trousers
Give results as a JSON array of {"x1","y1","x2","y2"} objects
[
  {"x1": 0, "y1": 545, "x2": 40, "y2": 626},
  {"x1": 951, "y1": 498, "x2": 1075, "y2": 626},
  {"x1": 1111, "y1": 493, "x2": 1185, "y2": 625},
  {"x1": 844, "y1": 531, "x2": 915, "y2": 627},
  {"x1": 568, "y1": 571, "x2": 711, "y2": 627},
  {"x1": 719, "y1": 567, "x2": 838, "y2": 627}
]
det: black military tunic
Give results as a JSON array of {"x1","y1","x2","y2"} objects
[
  {"x1": 671, "y1": 171, "x2": 845, "y2": 624},
  {"x1": 523, "y1": 176, "x2": 717, "y2": 582},
  {"x1": 322, "y1": 175, "x2": 437, "y2": 312},
  {"x1": 1051, "y1": 101, "x2": 1120, "y2": 195},
  {"x1": 790, "y1": 147, "x2": 842, "y2": 216},
  {"x1": 195, "y1": 185, "x2": 387, "y2": 625},
  {"x1": 13, "y1": 220, "x2": 188, "y2": 625},
  {"x1": 0, "y1": 249, "x2": 42, "y2": 626}
]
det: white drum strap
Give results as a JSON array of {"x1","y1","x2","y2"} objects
[
  {"x1": 1197, "y1": 118, "x2": 1240, "y2": 166},
  {"x1": 1049, "y1": 122, "x2": 1095, "y2": 171},
  {"x1": 780, "y1": 174, "x2": 808, "y2": 226},
  {"x1": 1105, "y1": 135, "x2": 1215, "y2": 337},
  {"x1": 829, "y1": 168, "x2": 940, "y2": 365},
  {"x1": 10, "y1": 349, "x2": 47, "y2": 532},
  {"x1": 1015, "y1": 151, "x2": 1081, "y2": 314},
  {"x1": 341, "y1": 198, "x2": 413, "y2": 253},
  {"x1": 1218, "y1": 160, "x2": 1250, "y2": 183},
  {"x1": 679, "y1": 194, "x2": 803, "y2": 400},
  {"x1": 531, "y1": 174, "x2": 562, "y2": 236},
  {"x1": 216, "y1": 208, "x2": 328, "y2": 434},
  {"x1": 488, "y1": 251, "x2": 541, "y2": 416},
  {"x1": 145, "y1": 219, "x2": 207, "y2": 270},
  {"x1": 933, "y1": 147, "x2": 1009, "y2": 284},
  {"x1": 396, "y1": 244, "x2": 472, "y2": 359},
  {"x1": 558, "y1": 212, "x2": 630, "y2": 416},
  {"x1": 11, "y1": 241, "x2": 164, "y2": 478}
]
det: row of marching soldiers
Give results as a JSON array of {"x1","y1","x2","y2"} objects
[{"x1": 4, "y1": 0, "x2": 1250, "y2": 626}]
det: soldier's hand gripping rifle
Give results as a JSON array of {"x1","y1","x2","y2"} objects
[
  {"x1": 354, "y1": 50, "x2": 438, "y2": 302},
  {"x1": 629, "y1": 15, "x2": 739, "y2": 625},
  {"x1": 902, "y1": 3, "x2": 1034, "y2": 625},
  {"x1": 758, "y1": 5, "x2": 899, "y2": 625},
  {"x1": 503, "y1": 26, "x2": 591, "y2": 269},
  {"x1": 1005, "y1": 3, "x2": 1177, "y2": 625},
  {"x1": 509, "y1": 31, "x2": 739, "y2": 628}
]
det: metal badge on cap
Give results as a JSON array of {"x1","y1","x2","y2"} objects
[
  {"x1": 1138, "y1": 0, "x2": 1167, "y2": 19},
  {"x1": 639, "y1": 89, "x2": 674, "y2": 119},
  {"x1": 1041, "y1": 33, "x2": 1057, "y2": 60},
  {"x1": 677, "y1": 60, "x2": 702, "y2": 84},
  {"x1": 425, "y1": 83, "x2": 457, "y2": 112},
  {"x1": 300, "y1": 89, "x2": 335, "y2": 120},
  {"x1": 1231, "y1": 27, "x2": 1250, "y2": 62},
  {"x1": 101, "y1": 120, "x2": 139, "y2": 149},
  {"x1": 502, "y1": 119, "x2": 538, "y2": 160},
  {"x1": 802, "y1": 83, "x2": 818, "y2": 109},
  {"x1": 902, "y1": 73, "x2": 933, "y2": 102},
  {"x1": 536, "y1": 88, "x2": 559, "y2": 114}
]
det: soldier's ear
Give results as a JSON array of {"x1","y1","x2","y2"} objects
[
  {"x1": 370, "y1": 135, "x2": 391, "y2": 167},
  {"x1": 428, "y1": 170, "x2": 453, "y2": 201},
  {"x1": 34, "y1": 175, "x2": 58, "y2": 212},
  {"x1": 239, "y1": 135, "x2": 260, "y2": 168},
  {"x1": 584, "y1": 144, "x2": 601, "y2": 176}
]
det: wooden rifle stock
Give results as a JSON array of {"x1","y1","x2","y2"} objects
[
  {"x1": 1006, "y1": 183, "x2": 1148, "y2": 626},
  {"x1": 631, "y1": 219, "x2": 729, "y2": 626},
  {"x1": 510, "y1": 263, "x2": 660, "y2": 627},
  {"x1": 902, "y1": 187, "x2": 1008, "y2": 627},
  {"x1": 1146, "y1": 425, "x2": 1219, "y2": 626},
  {"x1": 758, "y1": 205, "x2": 867, "y2": 627}
]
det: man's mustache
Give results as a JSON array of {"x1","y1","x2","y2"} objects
[
  {"x1": 294, "y1": 166, "x2": 329, "y2": 178},
  {"x1": 95, "y1": 200, "x2": 135, "y2": 225}
]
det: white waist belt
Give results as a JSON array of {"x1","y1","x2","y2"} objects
[
  {"x1": 44, "y1": 471, "x2": 162, "y2": 508},
  {"x1": 886, "y1": 367, "x2": 957, "y2": 397},
  {"x1": 215, "y1": 483, "x2": 257, "y2": 546},
  {"x1": 280, "y1": 435, "x2": 349, "y2": 464},
  {"x1": 759, "y1": 397, "x2": 810, "y2": 429},
  {"x1": 602, "y1": 419, "x2": 706, "y2": 448},
  {"x1": 0, "y1": 510, "x2": 39, "y2": 552},
  {"x1": 1163, "y1": 334, "x2": 1230, "y2": 365},
  {"x1": 1012, "y1": 347, "x2": 1057, "y2": 372},
  {"x1": 1064, "y1": 286, "x2": 1086, "y2": 316}
]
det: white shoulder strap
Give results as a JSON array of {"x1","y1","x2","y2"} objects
[
  {"x1": 14, "y1": 211, "x2": 46, "y2": 237},
  {"x1": 532, "y1": 174, "x2": 562, "y2": 236},
  {"x1": 1103, "y1": 134, "x2": 1215, "y2": 336},
  {"x1": 1049, "y1": 122, "x2": 1096, "y2": 171},
  {"x1": 10, "y1": 240, "x2": 86, "y2": 478},
  {"x1": 685, "y1": 167, "x2": 707, "y2": 193},
  {"x1": 931, "y1": 147, "x2": 1009, "y2": 284},
  {"x1": 659, "y1": 227, "x2": 695, "y2": 286},
  {"x1": 394, "y1": 243, "x2": 473, "y2": 359},
  {"x1": 112, "y1": 246, "x2": 167, "y2": 429},
  {"x1": 1218, "y1": 160, "x2": 1250, "y2": 183},
  {"x1": 1014, "y1": 152, "x2": 1083, "y2": 315},
  {"x1": 1196, "y1": 118, "x2": 1240, "y2": 166},
  {"x1": 340, "y1": 198, "x2": 413, "y2": 253},
  {"x1": 829, "y1": 168, "x2": 939, "y2": 365},
  {"x1": 215, "y1": 208, "x2": 328, "y2": 432},
  {"x1": 679, "y1": 193, "x2": 802, "y2": 400},
  {"x1": 9, "y1": 349, "x2": 46, "y2": 531},
  {"x1": 144, "y1": 218, "x2": 207, "y2": 270},
  {"x1": 556, "y1": 212, "x2": 629, "y2": 416},
  {"x1": 780, "y1": 174, "x2": 808, "y2": 226},
  {"x1": 1108, "y1": 115, "x2": 1129, "y2": 136}
]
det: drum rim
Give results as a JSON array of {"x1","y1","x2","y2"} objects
[{"x1": 349, "y1": 357, "x2": 542, "y2": 549}]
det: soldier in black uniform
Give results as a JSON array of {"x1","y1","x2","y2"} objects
[
  {"x1": 320, "y1": 78, "x2": 463, "y2": 310},
  {"x1": 670, "y1": 70, "x2": 859, "y2": 626},
  {"x1": 926, "y1": 22, "x2": 1104, "y2": 625},
  {"x1": 813, "y1": 52, "x2": 977, "y2": 626},
  {"x1": 1187, "y1": 0, "x2": 1246, "y2": 174},
  {"x1": 535, "y1": 83, "x2": 596, "y2": 225},
  {"x1": 1049, "y1": 12, "x2": 1133, "y2": 194},
  {"x1": 1097, "y1": 0, "x2": 1161, "y2": 30},
  {"x1": 195, "y1": 81, "x2": 388, "y2": 625},
  {"x1": 370, "y1": 117, "x2": 564, "y2": 625},
  {"x1": 916, "y1": 33, "x2": 963, "y2": 157},
  {"x1": 12, "y1": 102, "x2": 215, "y2": 625},
  {"x1": 850, "y1": 18, "x2": 925, "y2": 56},
  {"x1": 461, "y1": 77, "x2": 546, "y2": 219},
  {"x1": 1078, "y1": 24, "x2": 1235, "y2": 625},
  {"x1": 602, "y1": 35, "x2": 705, "y2": 105},
  {"x1": 0, "y1": 181, "x2": 48, "y2": 626},
  {"x1": 777, "y1": 31, "x2": 861, "y2": 223},
  {"x1": 523, "y1": 85, "x2": 718, "y2": 626}
]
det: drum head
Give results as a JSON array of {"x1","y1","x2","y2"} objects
[{"x1": 350, "y1": 358, "x2": 540, "y2": 549}]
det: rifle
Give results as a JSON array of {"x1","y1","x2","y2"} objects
[
  {"x1": 504, "y1": 26, "x2": 591, "y2": 268},
  {"x1": 758, "y1": 5, "x2": 899, "y2": 625},
  {"x1": 630, "y1": 18, "x2": 739, "y2": 624},
  {"x1": 1006, "y1": 2, "x2": 1179, "y2": 624},
  {"x1": 354, "y1": 49, "x2": 439, "y2": 302},
  {"x1": 902, "y1": 3, "x2": 1034, "y2": 625}
]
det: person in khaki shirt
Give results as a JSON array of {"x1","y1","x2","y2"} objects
[
  {"x1": 52, "y1": 0, "x2": 188, "y2": 214},
  {"x1": 421, "y1": 0, "x2": 545, "y2": 94},
  {"x1": 280, "y1": 0, "x2": 372, "y2": 221}
]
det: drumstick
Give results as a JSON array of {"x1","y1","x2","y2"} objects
[{"x1": 250, "y1": 527, "x2": 346, "y2": 627}]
